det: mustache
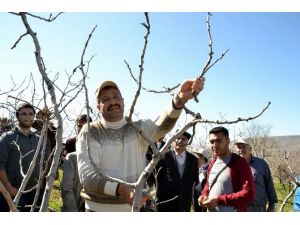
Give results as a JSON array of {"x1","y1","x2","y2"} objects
[{"x1": 108, "y1": 104, "x2": 121, "y2": 111}]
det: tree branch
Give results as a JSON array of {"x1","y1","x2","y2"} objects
[{"x1": 127, "y1": 12, "x2": 150, "y2": 120}]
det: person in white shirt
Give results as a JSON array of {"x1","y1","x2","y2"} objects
[{"x1": 155, "y1": 131, "x2": 199, "y2": 211}]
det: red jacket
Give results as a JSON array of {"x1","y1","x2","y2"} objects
[{"x1": 202, "y1": 153, "x2": 255, "y2": 212}]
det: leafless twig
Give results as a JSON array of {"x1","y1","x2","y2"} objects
[
  {"x1": 11, "y1": 32, "x2": 29, "y2": 49},
  {"x1": 193, "y1": 13, "x2": 229, "y2": 102},
  {"x1": 125, "y1": 60, "x2": 180, "y2": 93},
  {"x1": 25, "y1": 12, "x2": 63, "y2": 22},
  {"x1": 127, "y1": 12, "x2": 151, "y2": 120}
]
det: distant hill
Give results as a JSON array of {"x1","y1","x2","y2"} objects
[{"x1": 271, "y1": 135, "x2": 300, "y2": 152}]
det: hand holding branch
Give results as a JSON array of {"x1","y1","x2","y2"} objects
[
  {"x1": 117, "y1": 183, "x2": 147, "y2": 206},
  {"x1": 173, "y1": 77, "x2": 205, "y2": 109}
]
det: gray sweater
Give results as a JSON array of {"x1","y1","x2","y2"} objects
[
  {"x1": 61, "y1": 152, "x2": 84, "y2": 211},
  {"x1": 0, "y1": 127, "x2": 41, "y2": 190},
  {"x1": 77, "y1": 103, "x2": 181, "y2": 211}
]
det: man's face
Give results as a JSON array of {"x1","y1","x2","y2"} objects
[
  {"x1": 236, "y1": 143, "x2": 251, "y2": 159},
  {"x1": 209, "y1": 132, "x2": 230, "y2": 158},
  {"x1": 174, "y1": 135, "x2": 189, "y2": 153},
  {"x1": 1, "y1": 118, "x2": 8, "y2": 126},
  {"x1": 97, "y1": 87, "x2": 124, "y2": 122},
  {"x1": 35, "y1": 111, "x2": 46, "y2": 125},
  {"x1": 18, "y1": 108, "x2": 35, "y2": 129}
]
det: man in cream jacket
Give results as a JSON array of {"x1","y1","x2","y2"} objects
[{"x1": 77, "y1": 77, "x2": 205, "y2": 211}]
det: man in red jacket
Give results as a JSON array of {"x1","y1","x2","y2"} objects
[{"x1": 198, "y1": 126, "x2": 255, "y2": 212}]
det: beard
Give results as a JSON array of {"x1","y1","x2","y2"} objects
[{"x1": 18, "y1": 120, "x2": 33, "y2": 129}]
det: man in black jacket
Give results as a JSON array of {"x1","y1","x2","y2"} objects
[{"x1": 155, "y1": 131, "x2": 199, "y2": 212}]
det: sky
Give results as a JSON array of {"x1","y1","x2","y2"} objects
[{"x1": 1, "y1": 12, "x2": 299, "y2": 138}]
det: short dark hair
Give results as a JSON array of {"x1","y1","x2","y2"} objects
[
  {"x1": 16, "y1": 103, "x2": 36, "y2": 118},
  {"x1": 176, "y1": 129, "x2": 192, "y2": 140},
  {"x1": 76, "y1": 114, "x2": 92, "y2": 124},
  {"x1": 209, "y1": 126, "x2": 229, "y2": 138},
  {"x1": 182, "y1": 131, "x2": 192, "y2": 140}
]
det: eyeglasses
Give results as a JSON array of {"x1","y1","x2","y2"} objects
[{"x1": 20, "y1": 112, "x2": 34, "y2": 117}]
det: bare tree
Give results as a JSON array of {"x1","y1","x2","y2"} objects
[
  {"x1": 279, "y1": 151, "x2": 299, "y2": 212},
  {"x1": 241, "y1": 123, "x2": 278, "y2": 159},
  {"x1": 0, "y1": 12, "x2": 96, "y2": 211}
]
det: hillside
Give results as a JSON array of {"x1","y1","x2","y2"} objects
[{"x1": 271, "y1": 135, "x2": 300, "y2": 152}]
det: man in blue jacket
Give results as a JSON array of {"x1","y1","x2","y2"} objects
[{"x1": 235, "y1": 138, "x2": 278, "y2": 212}]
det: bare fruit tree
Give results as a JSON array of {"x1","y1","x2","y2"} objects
[
  {"x1": 279, "y1": 151, "x2": 299, "y2": 212},
  {"x1": 0, "y1": 12, "x2": 96, "y2": 211}
]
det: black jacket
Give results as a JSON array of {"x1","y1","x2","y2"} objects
[{"x1": 155, "y1": 150, "x2": 199, "y2": 212}]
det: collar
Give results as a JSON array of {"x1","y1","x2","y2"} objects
[
  {"x1": 15, "y1": 126, "x2": 34, "y2": 137},
  {"x1": 100, "y1": 117, "x2": 127, "y2": 129},
  {"x1": 249, "y1": 155, "x2": 255, "y2": 163},
  {"x1": 217, "y1": 152, "x2": 232, "y2": 163},
  {"x1": 174, "y1": 150, "x2": 187, "y2": 157}
]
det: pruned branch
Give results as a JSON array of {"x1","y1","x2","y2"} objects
[
  {"x1": 279, "y1": 184, "x2": 297, "y2": 212},
  {"x1": 193, "y1": 13, "x2": 229, "y2": 102},
  {"x1": 127, "y1": 12, "x2": 151, "y2": 120},
  {"x1": 25, "y1": 12, "x2": 63, "y2": 22},
  {"x1": 196, "y1": 101, "x2": 271, "y2": 125},
  {"x1": 125, "y1": 60, "x2": 180, "y2": 93},
  {"x1": 18, "y1": 12, "x2": 64, "y2": 212},
  {"x1": 78, "y1": 25, "x2": 98, "y2": 170},
  {"x1": 11, "y1": 32, "x2": 29, "y2": 49},
  {"x1": 278, "y1": 150, "x2": 299, "y2": 211}
]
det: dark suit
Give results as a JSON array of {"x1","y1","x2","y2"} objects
[
  {"x1": 145, "y1": 141, "x2": 165, "y2": 187},
  {"x1": 155, "y1": 150, "x2": 199, "y2": 212}
]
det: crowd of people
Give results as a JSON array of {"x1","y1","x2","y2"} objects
[{"x1": 0, "y1": 76, "x2": 298, "y2": 212}]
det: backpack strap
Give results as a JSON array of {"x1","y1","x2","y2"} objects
[{"x1": 209, "y1": 164, "x2": 228, "y2": 191}]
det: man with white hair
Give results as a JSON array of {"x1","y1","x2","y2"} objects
[{"x1": 235, "y1": 138, "x2": 278, "y2": 212}]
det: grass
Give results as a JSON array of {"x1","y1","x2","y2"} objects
[
  {"x1": 48, "y1": 171, "x2": 295, "y2": 212},
  {"x1": 274, "y1": 179, "x2": 294, "y2": 212},
  {"x1": 49, "y1": 169, "x2": 63, "y2": 212}
]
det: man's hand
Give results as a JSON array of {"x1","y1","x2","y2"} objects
[
  {"x1": 117, "y1": 184, "x2": 148, "y2": 206},
  {"x1": 198, "y1": 195, "x2": 208, "y2": 207},
  {"x1": 9, "y1": 187, "x2": 18, "y2": 197},
  {"x1": 173, "y1": 77, "x2": 205, "y2": 109},
  {"x1": 201, "y1": 196, "x2": 218, "y2": 209},
  {"x1": 117, "y1": 183, "x2": 135, "y2": 204}
]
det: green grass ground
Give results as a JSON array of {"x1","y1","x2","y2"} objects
[
  {"x1": 48, "y1": 172, "x2": 295, "y2": 212},
  {"x1": 274, "y1": 179, "x2": 294, "y2": 212},
  {"x1": 49, "y1": 169, "x2": 63, "y2": 212}
]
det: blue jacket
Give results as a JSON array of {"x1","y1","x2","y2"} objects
[
  {"x1": 293, "y1": 176, "x2": 300, "y2": 211},
  {"x1": 248, "y1": 156, "x2": 277, "y2": 209}
]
